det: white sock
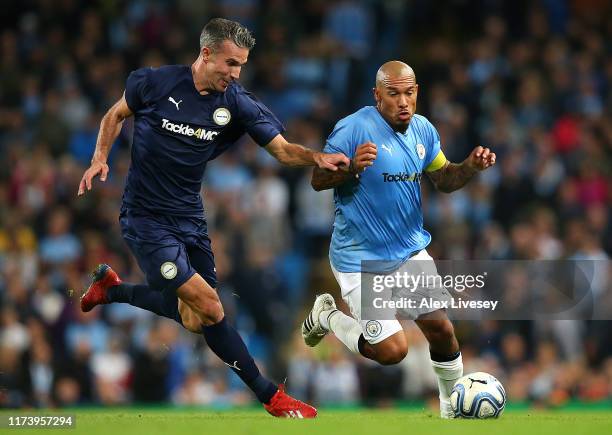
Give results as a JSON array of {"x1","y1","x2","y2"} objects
[
  {"x1": 431, "y1": 352, "x2": 463, "y2": 417},
  {"x1": 319, "y1": 309, "x2": 362, "y2": 354},
  {"x1": 318, "y1": 309, "x2": 334, "y2": 329}
]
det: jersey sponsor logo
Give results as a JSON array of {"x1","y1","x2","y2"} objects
[
  {"x1": 213, "y1": 107, "x2": 231, "y2": 125},
  {"x1": 168, "y1": 96, "x2": 182, "y2": 110},
  {"x1": 382, "y1": 172, "x2": 422, "y2": 183},
  {"x1": 160, "y1": 261, "x2": 178, "y2": 279},
  {"x1": 161, "y1": 118, "x2": 219, "y2": 141},
  {"x1": 416, "y1": 143, "x2": 426, "y2": 159}
]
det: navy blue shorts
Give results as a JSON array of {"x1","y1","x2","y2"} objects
[{"x1": 119, "y1": 209, "x2": 217, "y2": 294}]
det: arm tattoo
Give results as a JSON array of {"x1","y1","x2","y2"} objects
[
  {"x1": 427, "y1": 162, "x2": 477, "y2": 193},
  {"x1": 311, "y1": 167, "x2": 355, "y2": 191}
]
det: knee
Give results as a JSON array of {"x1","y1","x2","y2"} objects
[
  {"x1": 376, "y1": 341, "x2": 408, "y2": 366},
  {"x1": 195, "y1": 296, "x2": 224, "y2": 325},
  {"x1": 426, "y1": 320, "x2": 456, "y2": 344},
  {"x1": 181, "y1": 289, "x2": 224, "y2": 326}
]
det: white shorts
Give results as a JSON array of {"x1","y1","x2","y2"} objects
[{"x1": 331, "y1": 249, "x2": 451, "y2": 345}]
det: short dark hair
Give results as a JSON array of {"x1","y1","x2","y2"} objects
[{"x1": 199, "y1": 18, "x2": 255, "y2": 51}]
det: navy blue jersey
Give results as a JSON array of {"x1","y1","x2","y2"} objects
[{"x1": 123, "y1": 65, "x2": 284, "y2": 217}]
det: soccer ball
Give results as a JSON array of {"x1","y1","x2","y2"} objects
[{"x1": 449, "y1": 372, "x2": 506, "y2": 418}]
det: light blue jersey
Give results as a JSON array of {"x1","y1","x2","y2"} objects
[{"x1": 324, "y1": 107, "x2": 445, "y2": 272}]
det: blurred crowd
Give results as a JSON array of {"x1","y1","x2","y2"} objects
[{"x1": 1, "y1": 0, "x2": 611, "y2": 409}]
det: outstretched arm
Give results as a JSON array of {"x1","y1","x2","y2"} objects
[
  {"x1": 311, "y1": 142, "x2": 377, "y2": 191},
  {"x1": 264, "y1": 134, "x2": 350, "y2": 170},
  {"x1": 77, "y1": 93, "x2": 133, "y2": 195},
  {"x1": 426, "y1": 146, "x2": 496, "y2": 193}
]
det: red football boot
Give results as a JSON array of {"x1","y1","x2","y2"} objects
[
  {"x1": 263, "y1": 384, "x2": 317, "y2": 418},
  {"x1": 80, "y1": 264, "x2": 122, "y2": 312}
]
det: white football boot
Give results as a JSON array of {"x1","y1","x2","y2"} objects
[{"x1": 301, "y1": 293, "x2": 337, "y2": 347}]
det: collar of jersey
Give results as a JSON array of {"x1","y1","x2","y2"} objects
[{"x1": 371, "y1": 106, "x2": 411, "y2": 137}]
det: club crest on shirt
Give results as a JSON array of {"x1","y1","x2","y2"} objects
[
  {"x1": 416, "y1": 143, "x2": 426, "y2": 160},
  {"x1": 213, "y1": 107, "x2": 231, "y2": 126}
]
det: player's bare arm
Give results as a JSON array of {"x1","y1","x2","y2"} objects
[
  {"x1": 77, "y1": 93, "x2": 133, "y2": 196},
  {"x1": 311, "y1": 142, "x2": 377, "y2": 191},
  {"x1": 427, "y1": 146, "x2": 496, "y2": 193},
  {"x1": 264, "y1": 134, "x2": 350, "y2": 170}
]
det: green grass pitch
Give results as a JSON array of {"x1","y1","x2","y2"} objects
[{"x1": 2, "y1": 408, "x2": 612, "y2": 435}]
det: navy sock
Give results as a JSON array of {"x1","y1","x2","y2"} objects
[
  {"x1": 107, "y1": 283, "x2": 182, "y2": 324},
  {"x1": 430, "y1": 350, "x2": 461, "y2": 362},
  {"x1": 202, "y1": 317, "x2": 277, "y2": 403}
]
